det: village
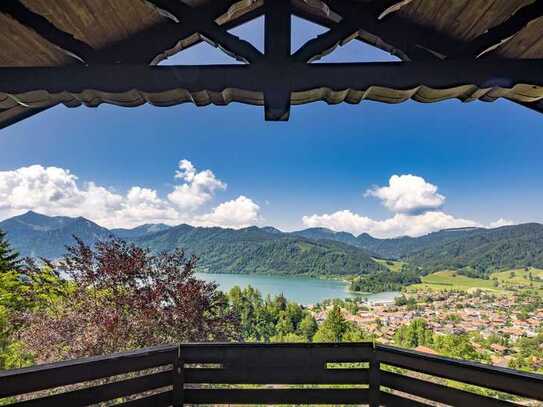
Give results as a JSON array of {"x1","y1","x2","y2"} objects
[{"x1": 314, "y1": 289, "x2": 543, "y2": 369}]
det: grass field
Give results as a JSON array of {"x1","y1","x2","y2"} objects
[
  {"x1": 373, "y1": 258, "x2": 406, "y2": 273},
  {"x1": 407, "y1": 268, "x2": 543, "y2": 294},
  {"x1": 407, "y1": 270, "x2": 503, "y2": 293},
  {"x1": 492, "y1": 268, "x2": 543, "y2": 293}
]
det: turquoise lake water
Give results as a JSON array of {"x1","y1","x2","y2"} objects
[{"x1": 195, "y1": 273, "x2": 400, "y2": 305}]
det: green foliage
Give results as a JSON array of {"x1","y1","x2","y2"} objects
[
  {"x1": 299, "y1": 314, "x2": 318, "y2": 341},
  {"x1": 393, "y1": 319, "x2": 433, "y2": 348},
  {"x1": 433, "y1": 334, "x2": 486, "y2": 362},
  {"x1": 226, "y1": 286, "x2": 317, "y2": 343},
  {"x1": 509, "y1": 331, "x2": 543, "y2": 372},
  {"x1": 350, "y1": 270, "x2": 420, "y2": 293},
  {"x1": 313, "y1": 305, "x2": 366, "y2": 343},
  {"x1": 0, "y1": 260, "x2": 66, "y2": 370},
  {"x1": 0, "y1": 229, "x2": 20, "y2": 273}
]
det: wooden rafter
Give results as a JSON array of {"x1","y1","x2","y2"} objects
[
  {"x1": 326, "y1": 0, "x2": 543, "y2": 115},
  {"x1": 453, "y1": 1, "x2": 543, "y2": 58},
  {"x1": 377, "y1": 0, "x2": 416, "y2": 20},
  {"x1": 144, "y1": 0, "x2": 263, "y2": 63},
  {"x1": 292, "y1": 17, "x2": 359, "y2": 63},
  {"x1": 0, "y1": 1, "x2": 96, "y2": 64},
  {"x1": 291, "y1": 0, "x2": 418, "y2": 63},
  {"x1": 320, "y1": 0, "x2": 448, "y2": 61}
]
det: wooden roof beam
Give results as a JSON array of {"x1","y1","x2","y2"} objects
[
  {"x1": 453, "y1": 1, "x2": 543, "y2": 58},
  {"x1": 292, "y1": 17, "x2": 360, "y2": 62},
  {"x1": 318, "y1": 0, "x2": 449, "y2": 61},
  {"x1": 144, "y1": 0, "x2": 263, "y2": 63},
  {"x1": 3, "y1": 60, "x2": 543, "y2": 96},
  {"x1": 378, "y1": 0, "x2": 416, "y2": 20},
  {"x1": 292, "y1": 0, "x2": 417, "y2": 63},
  {"x1": 0, "y1": 1, "x2": 97, "y2": 64}
]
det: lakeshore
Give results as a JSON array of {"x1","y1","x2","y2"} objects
[{"x1": 194, "y1": 272, "x2": 400, "y2": 305}]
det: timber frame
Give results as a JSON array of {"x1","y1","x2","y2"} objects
[{"x1": 2, "y1": 0, "x2": 543, "y2": 126}]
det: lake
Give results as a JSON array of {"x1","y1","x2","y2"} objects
[{"x1": 195, "y1": 272, "x2": 400, "y2": 305}]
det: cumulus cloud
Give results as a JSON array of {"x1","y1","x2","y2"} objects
[
  {"x1": 167, "y1": 159, "x2": 226, "y2": 210},
  {"x1": 0, "y1": 161, "x2": 260, "y2": 230},
  {"x1": 366, "y1": 174, "x2": 445, "y2": 214},
  {"x1": 303, "y1": 210, "x2": 479, "y2": 238},
  {"x1": 302, "y1": 174, "x2": 512, "y2": 238},
  {"x1": 196, "y1": 196, "x2": 261, "y2": 229},
  {"x1": 489, "y1": 218, "x2": 515, "y2": 228}
]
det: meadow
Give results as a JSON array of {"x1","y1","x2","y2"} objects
[{"x1": 406, "y1": 268, "x2": 543, "y2": 294}]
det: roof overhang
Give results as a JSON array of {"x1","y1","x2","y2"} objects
[{"x1": 2, "y1": 0, "x2": 543, "y2": 127}]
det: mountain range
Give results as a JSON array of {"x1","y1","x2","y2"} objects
[{"x1": 1, "y1": 211, "x2": 542, "y2": 277}]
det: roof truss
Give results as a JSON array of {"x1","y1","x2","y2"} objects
[{"x1": 1, "y1": 0, "x2": 543, "y2": 127}]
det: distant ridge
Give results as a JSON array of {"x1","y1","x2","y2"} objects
[{"x1": 1, "y1": 211, "x2": 542, "y2": 276}]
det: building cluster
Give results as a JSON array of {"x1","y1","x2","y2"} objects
[{"x1": 316, "y1": 290, "x2": 543, "y2": 368}]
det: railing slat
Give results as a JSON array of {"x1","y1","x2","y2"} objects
[
  {"x1": 381, "y1": 371, "x2": 516, "y2": 407},
  {"x1": 185, "y1": 367, "x2": 369, "y2": 384},
  {"x1": 184, "y1": 388, "x2": 369, "y2": 404},
  {"x1": 377, "y1": 344, "x2": 543, "y2": 401},
  {"x1": 381, "y1": 392, "x2": 429, "y2": 406},
  {"x1": 0, "y1": 345, "x2": 177, "y2": 399},
  {"x1": 11, "y1": 371, "x2": 172, "y2": 407},
  {"x1": 113, "y1": 390, "x2": 173, "y2": 407},
  {"x1": 181, "y1": 342, "x2": 373, "y2": 366}
]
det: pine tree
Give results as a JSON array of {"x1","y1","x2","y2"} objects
[{"x1": 0, "y1": 229, "x2": 20, "y2": 273}]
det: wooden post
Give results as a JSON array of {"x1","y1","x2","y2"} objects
[
  {"x1": 173, "y1": 345, "x2": 184, "y2": 407},
  {"x1": 263, "y1": 0, "x2": 292, "y2": 121},
  {"x1": 369, "y1": 347, "x2": 381, "y2": 407}
]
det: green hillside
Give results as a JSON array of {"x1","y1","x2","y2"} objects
[
  {"x1": 135, "y1": 225, "x2": 386, "y2": 277},
  {"x1": 406, "y1": 223, "x2": 543, "y2": 277}
]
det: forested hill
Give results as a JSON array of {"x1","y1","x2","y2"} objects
[
  {"x1": 293, "y1": 227, "x2": 484, "y2": 259},
  {"x1": 2, "y1": 211, "x2": 542, "y2": 278},
  {"x1": 134, "y1": 225, "x2": 386, "y2": 276},
  {"x1": 0, "y1": 211, "x2": 111, "y2": 259},
  {"x1": 406, "y1": 223, "x2": 543, "y2": 276}
]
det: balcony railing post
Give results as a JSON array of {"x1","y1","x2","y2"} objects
[
  {"x1": 369, "y1": 346, "x2": 381, "y2": 407},
  {"x1": 173, "y1": 344, "x2": 184, "y2": 406}
]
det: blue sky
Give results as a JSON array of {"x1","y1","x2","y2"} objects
[{"x1": 1, "y1": 17, "x2": 542, "y2": 237}]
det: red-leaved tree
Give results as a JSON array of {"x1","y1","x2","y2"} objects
[{"x1": 18, "y1": 238, "x2": 239, "y2": 362}]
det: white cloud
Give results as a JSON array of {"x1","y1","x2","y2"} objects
[
  {"x1": 303, "y1": 210, "x2": 479, "y2": 238},
  {"x1": 0, "y1": 161, "x2": 260, "y2": 230},
  {"x1": 489, "y1": 218, "x2": 515, "y2": 228},
  {"x1": 167, "y1": 159, "x2": 226, "y2": 211},
  {"x1": 196, "y1": 196, "x2": 261, "y2": 229},
  {"x1": 301, "y1": 173, "x2": 515, "y2": 238},
  {"x1": 366, "y1": 174, "x2": 445, "y2": 214}
]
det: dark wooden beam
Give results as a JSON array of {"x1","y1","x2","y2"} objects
[
  {"x1": 0, "y1": 105, "x2": 57, "y2": 131},
  {"x1": 2, "y1": 60, "x2": 543, "y2": 96},
  {"x1": 311, "y1": 0, "x2": 447, "y2": 61},
  {"x1": 292, "y1": 17, "x2": 360, "y2": 62},
  {"x1": 0, "y1": 0, "x2": 97, "y2": 64},
  {"x1": 263, "y1": 0, "x2": 292, "y2": 121},
  {"x1": 454, "y1": 1, "x2": 543, "y2": 58},
  {"x1": 144, "y1": 0, "x2": 263, "y2": 63},
  {"x1": 377, "y1": 0, "x2": 416, "y2": 20}
]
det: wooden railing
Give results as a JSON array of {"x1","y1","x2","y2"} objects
[{"x1": 1, "y1": 342, "x2": 543, "y2": 406}]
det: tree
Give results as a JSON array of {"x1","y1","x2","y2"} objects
[
  {"x1": 394, "y1": 319, "x2": 433, "y2": 348},
  {"x1": 0, "y1": 229, "x2": 20, "y2": 273},
  {"x1": 313, "y1": 305, "x2": 348, "y2": 342},
  {"x1": 299, "y1": 314, "x2": 318, "y2": 341},
  {"x1": 18, "y1": 238, "x2": 239, "y2": 363}
]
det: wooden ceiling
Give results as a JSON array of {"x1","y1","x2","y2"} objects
[{"x1": 1, "y1": 0, "x2": 543, "y2": 126}]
